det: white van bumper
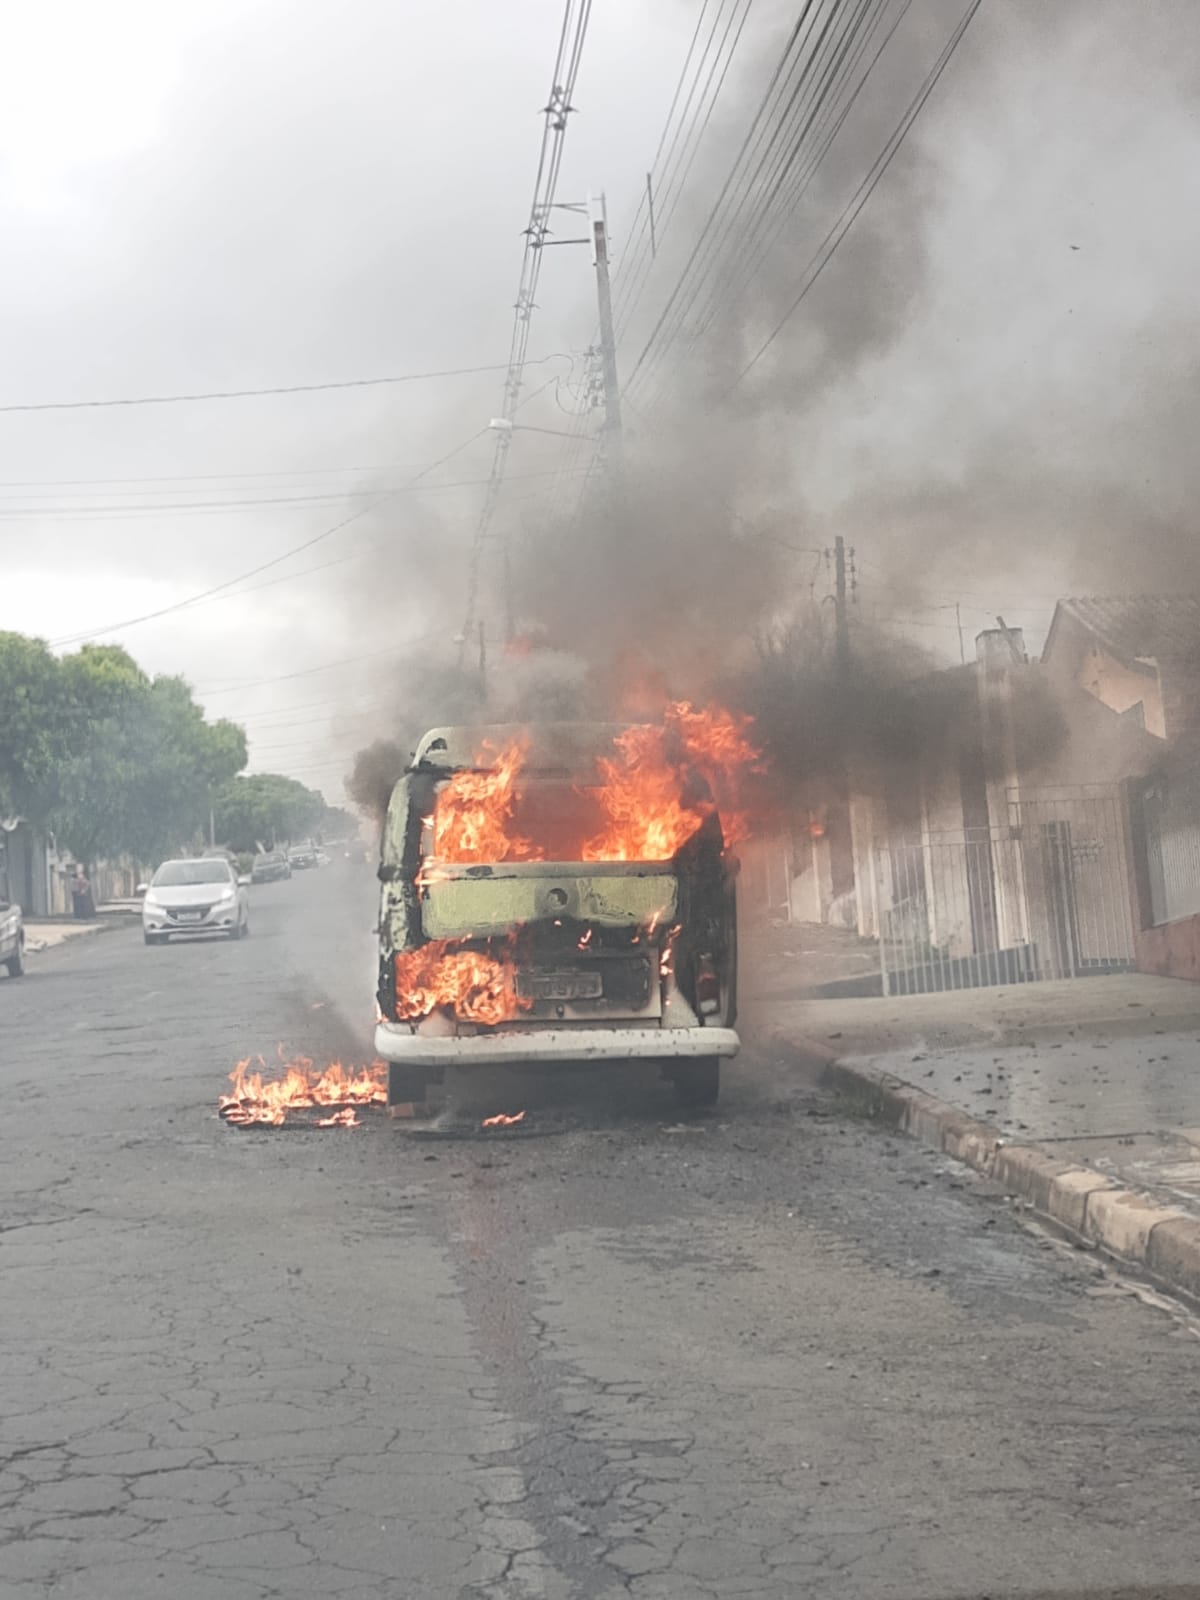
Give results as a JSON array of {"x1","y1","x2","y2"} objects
[{"x1": 374, "y1": 1022, "x2": 739, "y2": 1068}]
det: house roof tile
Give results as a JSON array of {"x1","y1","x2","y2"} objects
[{"x1": 1052, "y1": 595, "x2": 1200, "y2": 665}]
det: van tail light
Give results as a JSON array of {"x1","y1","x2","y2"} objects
[{"x1": 695, "y1": 954, "x2": 721, "y2": 1017}]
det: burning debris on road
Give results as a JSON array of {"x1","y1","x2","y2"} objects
[{"x1": 218, "y1": 1052, "x2": 387, "y2": 1129}]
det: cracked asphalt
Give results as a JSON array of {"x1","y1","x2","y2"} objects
[{"x1": 2, "y1": 869, "x2": 1199, "y2": 1599}]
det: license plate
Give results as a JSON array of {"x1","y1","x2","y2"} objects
[
  {"x1": 520, "y1": 971, "x2": 602, "y2": 1001},
  {"x1": 174, "y1": 911, "x2": 204, "y2": 923}
]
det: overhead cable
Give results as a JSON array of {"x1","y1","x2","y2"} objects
[{"x1": 0, "y1": 361, "x2": 551, "y2": 414}]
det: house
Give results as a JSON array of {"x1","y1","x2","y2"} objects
[
  {"x1": 0, "y1": 820, "x2": 56, "y2": 916},
  {"x1": 0, "y1": 821, "x2": 146, "y2": 918},
  {"x1": 848, "y1": 626, "x2": 1166, "y2": 988},
  {"x1": 1042, "y1": 596, "x2": 1200, "y2": 983},
  {"x1": 748, "y1": 595, "x2": 1200, "y2": 991},
  {"x1": 1042, "y1": 595, "x2": 1200, "y2": 743}
]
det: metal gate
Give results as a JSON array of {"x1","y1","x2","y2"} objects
[
  {"x1": 867, "y1": 786, "x2": 1135, "y2": 994},
  {"x1": 1133, "y1": 758, "x2": 1200, "y2": 926}
]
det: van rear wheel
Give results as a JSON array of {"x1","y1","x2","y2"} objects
[
  {"x1": 670, "y1": 1058, "x2": 720, "y2": 1108},
  {"x1": 388, "y1": 1064, "x2": 428, "y2": 1108}
]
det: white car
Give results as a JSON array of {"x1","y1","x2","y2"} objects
[
  {"x1": 140, "y1": 859, "x2": 250, "y2": 945},
  {"x1": 0, "y1": 900, "x2": 24, "y2": 977}
]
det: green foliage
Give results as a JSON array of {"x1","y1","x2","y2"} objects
[
  {"x1": 213, "y1": 773, "x2": 327, "y2": 853},
  {"x1": 0, "y1": 632, "x2": 86, "y2": 820},
  {"x1": 316, "y1": 803, "x2": 358, "y2": 841},
  {"x1": 0, "y1": 631, "x2": 248, "y2": 865}
]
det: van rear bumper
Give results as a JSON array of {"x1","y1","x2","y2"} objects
[{"x1": 374, "y1": 1022, "x2": 739, "y2": 1068}]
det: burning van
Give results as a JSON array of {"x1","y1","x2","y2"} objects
[{"x1": 373, "y1": 714, "x2": 747, "y2": 1108}]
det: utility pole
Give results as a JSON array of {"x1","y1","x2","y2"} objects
[
  {"x1": 481, "y1": 192, "x2": 623, "y2": 653},
  {"x1": 591, "y1": 196, "x2": 624, "y2": 479},
  {"x1": 833, "y1": 535, "x2": 850, "y2": 680}
]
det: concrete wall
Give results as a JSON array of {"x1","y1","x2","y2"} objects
[
  {"x1": 1, "y1": 825, "x2": 52, "y2": 916},
  {"x1": 739, "y1": 837, "x2": 793, "y2": 922},
  {"x1": 1078, "y1": 645, "x2": 1165, "y2": 738},
  {"x1": 1136, "y1": 913, "x2": 1200, "y2": 983}
]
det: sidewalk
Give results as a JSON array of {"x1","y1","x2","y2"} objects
[
  {"x1": 23, "y1": 921, "x2": 108, "y2": 953},
  {"x1": 753, "y1": 972, "x2": 1200, "y2": 1303},
  {"x1": 24, "y1": 901, "x2": 140, "y2": 953}
]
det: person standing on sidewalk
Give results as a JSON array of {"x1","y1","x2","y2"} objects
[{"x1": 71, "y1": 865, "x2": 95, "y2": 920}]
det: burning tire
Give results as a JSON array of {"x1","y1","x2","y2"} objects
[{"x1": 669, "y1": 1057, "x2": 720, "y2": 1108}]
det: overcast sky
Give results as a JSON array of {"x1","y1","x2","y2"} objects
[{"x1": 4, "y1": 1, "x2": 1199, "y2": 795}]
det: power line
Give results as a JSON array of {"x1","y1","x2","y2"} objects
[
  {"x1": 731, "y1": 0, "x2": 983, "y2": 388},
  {"x1": 611, "y1": 0, "x2": 716, "y2": 300},
  {"x1": 49, "y1": 427, "x2": 490, "y2": 648},
  {"x1": 666, "y1": 0, "x2": 909, "y2": 373},
  {"x1": 523, "y1": 0, "x2": 749, "y2": 534},
  {"x1": 613, "y1": 0, "x2": 759, "y2": 348},
  {"x1": 0, "y1": 356, "x2": 570, "y2": 413},
  {"x1": 0, "y1": 466, "x2": 591, "y2": 520},
  {"x1": 627, "y1": 0, "x2": 881, "y2": 404},
  {"x1": 230, "y1": 690, "x2": 403, "y2": 725},
  {"x1": 194, "y1": 633, "x2": 449, "y2": 699},
  {"x1": 0, "y1": 463, "x2": 438, "y2": 491}
]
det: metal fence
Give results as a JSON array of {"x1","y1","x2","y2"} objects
[{"x1": 867, "y1": 785, "x2": 1135, "y2": 994}]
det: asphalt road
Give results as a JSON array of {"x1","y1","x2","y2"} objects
[{"x1": 2, "y1": 869, "x2": 1199, "y2": 1600}]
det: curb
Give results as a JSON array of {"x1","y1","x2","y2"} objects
[
  {"x1": 23, "y1": 920, "x2": 126, "y2": 954},
  {"x1": 766, "y1": 1028, "x2": 1200, "y2": 1309}
]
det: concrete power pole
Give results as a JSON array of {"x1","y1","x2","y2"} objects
[
  {"x1": 833, "y1": 535, "x2": 850, "y2": 681},
  {"x1": 590, "y1": 196, "x2": 623, "y2": 480}
]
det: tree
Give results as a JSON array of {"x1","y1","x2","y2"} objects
[
  {"x1": 315, "y1": 802, "x2": 358, "y2": 840},
  {"x1": 212, "y1": 774, "x2": 326, "y2": 852},
  {"x1": 0, "y1": 632, "x2": 249, "y2": 865},
  {"x1": 50, "y1": 662, "x2": 249, "y2": 866},
  {"x1": 0, "y1": 632, "x2": 100, "y2": 822}
]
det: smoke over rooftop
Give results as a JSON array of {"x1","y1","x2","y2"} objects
[{"x1": 345, "y1": 0, "x2": 1200, "y2": 797}]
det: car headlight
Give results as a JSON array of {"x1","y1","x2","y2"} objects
[
  {"x1": 143, "y1": 893, "x2": 161, "y2": 910},
  {"x1": 216, "y1": 888, "x2": 237, "y2": 905}
]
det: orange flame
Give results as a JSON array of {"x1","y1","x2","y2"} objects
[
  {"x1": 316, "y1": 1107, "x2": 361, "y2": 1129},
  {"x1": 432, "y1": 741, "x2": 544, "y2": 864},
  {"x1": 482, "y1": 1110, "x2": 526, "y2": 1128},
  {"x1": 581, "y1": 725, "x2": 693, "y2": 862},
  {"x1": 582, "y1": 705, "x2": 759, "y2": 861},
  {"x1": 219, "y1": 1054, "x2": 386, "y2": 1127},
  {"x1": 666, "y1": 700, "x2": 759, "y2": 849},
  {"x1": 394, "y1": 941, "x2": 532, "y2": 1027},
  {"x1": 421, "y1": 703, "x2": 761, "y2": 870}
]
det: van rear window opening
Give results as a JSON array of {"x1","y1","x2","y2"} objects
[
  {"x1": 427, "y1": 777, "x2": 693, "y2": 865},
  {"x1": 426, "y1": 726, "x2": 748, "y2": 867}
]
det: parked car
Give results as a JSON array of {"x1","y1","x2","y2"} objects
[
  {"x1": 288, "y1": 842, "x2": 318, "y2": 870},
  {"x1": 251, "y1": 849, "x2": 292, "y2": 883},
  {"x1": 0, "y1": 900, "x2": 24, "y2": 978},
  {"x1": 140, "y1": 859, "x2": 250, "y2": 944}
]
